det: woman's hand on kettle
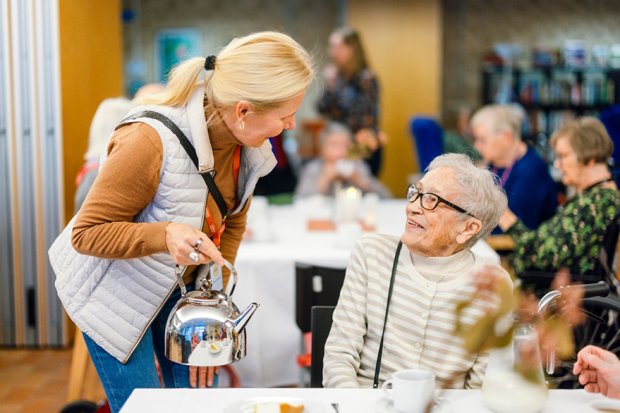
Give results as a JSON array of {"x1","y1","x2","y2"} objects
[
  {"x1": 164, "y1": 222, "x2": 224, "y2": 266},
  {"x1": 189, "y1": 366, "x2": 219, "y2": 388}
]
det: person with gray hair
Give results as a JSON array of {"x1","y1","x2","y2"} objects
[
  {"x1": 324, "y1": 153, "x2": 511, "y2": 389},
  {"x1": 471, "y1": 104, "x2": 557, "y2": 230},
  {"x1": 498, "y1": 117, "x2": 620, "y2": 293},
  {"x1": 74, "y1": 97, "x2": 134, "y2": 212},
  {"x1": 295, "y1": 122, "x2": 391, "y2": 198}
]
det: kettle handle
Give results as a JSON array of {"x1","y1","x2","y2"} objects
[
  {"x1": 175, "y1": 265, "x2": 188, "y2": 297},
  {"x1": 209, "y1": 259, "x2": 238, "y2": 297}
]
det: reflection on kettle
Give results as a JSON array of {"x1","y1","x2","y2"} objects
[{"x1": 164, "y1": 260, "x2": 259, "y2": 366}]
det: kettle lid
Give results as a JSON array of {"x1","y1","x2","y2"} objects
[{"x1": 185, "y1": 289, "x2": 229, "y2": 305}]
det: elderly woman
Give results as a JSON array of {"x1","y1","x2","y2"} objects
[
  {"x1": 323, "y1": 153, "x2": 510, "y2": 389},
  {"x1": 295, "y1": 122, "x2": 391, "y2": 198},
  {"x1": 471, "y1": 104, "x2": 557, "y2": 230},
  {"x1": 499, "y1": 117, "x2": 620, "y2": 286}
]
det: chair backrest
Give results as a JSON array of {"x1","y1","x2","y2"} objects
[
  {"x1": 310, "y1": 305, "x2": 336, "y2": 388},
  {"x1": 601, "y1": 220, "x2": 619, "y2": 275},
  {"x1": 295, "y1": 263, "x2": 346, "y2": 333},
  {"x1": 599, "y1": 105, "x2": 620, "y2": 174},
  {"x1": 410, "y1": 116, "x2": 444, "y2": 172}
]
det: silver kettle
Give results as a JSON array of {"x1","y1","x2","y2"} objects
[{"x1": 164, "y1": 260, "x2": 259, "y2": 366}]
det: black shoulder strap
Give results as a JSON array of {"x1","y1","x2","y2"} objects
[
  {"x1": 373, "y1": 240, "x2": 403, "y2": 388},
  {"x1": 121, "y1": 110, "x2": 229, "y2": 219}
]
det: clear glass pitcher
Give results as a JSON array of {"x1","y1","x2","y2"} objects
[{"x1": 482, "y1": 323, "x2": 548, "y2": 413}]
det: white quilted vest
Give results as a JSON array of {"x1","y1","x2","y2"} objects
[{"x1": 49, "y1": 86, "x2": 276, "y2": 363}]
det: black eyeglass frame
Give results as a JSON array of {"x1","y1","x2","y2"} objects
[{"x1": 406, "y1": 184, "x2": 477, "y2": 218}]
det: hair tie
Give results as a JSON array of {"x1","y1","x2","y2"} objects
[{"x1": 204, "y1": 55, "x2": 216, "y2": 71}]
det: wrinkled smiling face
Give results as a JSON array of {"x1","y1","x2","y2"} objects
[{"x1": 401, "y1": 167, "x2": 471, "y2": 257}]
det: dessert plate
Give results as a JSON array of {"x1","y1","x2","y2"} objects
[{"x1": 224, "y1": 396, "x2": 326, "y2": 413}]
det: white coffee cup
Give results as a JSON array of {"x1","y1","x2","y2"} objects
[
  {"x1": 382, "y1": 368, "x2": 435, "y2": 413},
  {"x1": 335, "y1": 159, "x2": 355, "y2": 177}
]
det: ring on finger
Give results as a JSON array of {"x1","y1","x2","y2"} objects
[
  {"x1": 189, "y1": 251, "x2": 200, "y2": 262},
  {"x1": 194, "y1": 238, "x2": 203, "y2": 250}
]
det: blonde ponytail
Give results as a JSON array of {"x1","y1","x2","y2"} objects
[
  {"x1": 135, "y1": 31, "x2": 314, "y2": 111},
  {"x1": 134, "y1": 57, "x2": 206, "y2": 106}
]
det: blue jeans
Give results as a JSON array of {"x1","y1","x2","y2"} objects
[{"x1": 83, "y1": 284, "x2": 218, "y2": 412}]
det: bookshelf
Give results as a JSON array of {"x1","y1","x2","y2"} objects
[{"x1": 482, "y1": 67, "x2": 620, "y2": 161}]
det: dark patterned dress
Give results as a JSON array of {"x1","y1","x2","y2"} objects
[
  {"x1": 506, "y1": 186, "x2": 620, "y2": 277},
  {"x1": 317, "y1": 69, "x2": 382, "y2": 175}
]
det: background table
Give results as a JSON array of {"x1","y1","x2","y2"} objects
[
  {"x1": 229, "y1": 197, "x2": 501, "y2": 387},
  {"x1": 120, "y1": 388, "x2": 614, "y2": 412}
]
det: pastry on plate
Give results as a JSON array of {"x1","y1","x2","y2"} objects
[{"x1": 253, "y1": 402, "x2": 304, "y2": 413}]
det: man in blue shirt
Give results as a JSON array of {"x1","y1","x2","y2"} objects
[{"x1": 471, "y1": 104, "x2": 557, "y2": 231}]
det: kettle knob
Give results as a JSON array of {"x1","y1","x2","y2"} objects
[{"x1": 197, "y1": 259, "x2": 238, "y2": 297}]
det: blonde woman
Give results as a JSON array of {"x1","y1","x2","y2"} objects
[{"x1": 49, "y1": 32, "x2": 314, "y2": 412}]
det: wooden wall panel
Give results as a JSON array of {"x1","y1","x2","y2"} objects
[
  {"x1": 349, "y1": 0, "x2": 442, "y2": 190},
  {"x1": 58, "y1": 0, "x2": 123, "y2": 222}
]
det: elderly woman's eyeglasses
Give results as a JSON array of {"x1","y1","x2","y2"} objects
[{"x1": 406, "y1": 185, "x2": 476, "y2": 218}]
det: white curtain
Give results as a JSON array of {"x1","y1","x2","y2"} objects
[{"x1": 0, "y1": 0, "x2": 66, "y2": 346}]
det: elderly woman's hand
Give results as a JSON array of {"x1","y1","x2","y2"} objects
[
  {"x1": 573, "y1": 345, "x2": 620, "y2": 399},
  {"x1": 165, "y1": 222, "x2": 224, "y2": 266},
  {"x1": 498, "y1": 208, "x2": 518, "y2": 232},
  {"x1": 317, "y1": 162, "x2": 340, "y2": 194}
]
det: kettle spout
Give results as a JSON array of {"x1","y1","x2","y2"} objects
[{"x1": 232, "y1": 303, "x2": 260, "y2": 332}]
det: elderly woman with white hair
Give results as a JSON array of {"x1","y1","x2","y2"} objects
[
  {"x1": 323, "y1": 153, "x2": 510, "y2": 389},
  {"x1": 74, "y1": 97, "x2": 134, "y2": 211},
  {"x1": 471, "y1": 104, "x2": 557, "y2": 230},
  {"x1": 295, "y1": 122, "x2": 391, "y2": 198}
]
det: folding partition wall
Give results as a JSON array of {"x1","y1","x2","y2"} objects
[{"x1": 0, "y1": 0, "x2": 66, "y2": 347}]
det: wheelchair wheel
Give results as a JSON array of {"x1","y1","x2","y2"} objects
[{"x1": 546, "y1": 295, "x2": 620, "y2": 388}]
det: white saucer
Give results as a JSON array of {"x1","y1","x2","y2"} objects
[
  {"x1": 591, "y1": 398, "x2": 620, "y2": 412},
  {"x1": 375, "y1": 396, "x2": 452, "y2": 413}
]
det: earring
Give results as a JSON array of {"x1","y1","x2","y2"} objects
[{"x1": 238, "y1": 121, "x2": 245, "y2": 131}]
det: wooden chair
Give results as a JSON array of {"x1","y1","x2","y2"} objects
[{"x1": 66, "y1": 329, "x2": 106, "y2": 403}]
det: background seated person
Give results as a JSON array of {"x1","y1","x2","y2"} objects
[
  {"x1": 498, "y1": 117, "x2": 620, "y2": 290},
  {"x1": 323, "y1": 154, "x2": 510, "y2": 389},
  {"x1": 471, "y1": 104, "x2": 557, "y2": 231},
  {"x1": 295, "y1": 122, "x2": 391, "y2": 198},
  {"x1": 442, "y1": 101, "x2": 481, "y2": 161},
  {"x1": 74, "y1": 97, "x2": 134, "y2": 212}
]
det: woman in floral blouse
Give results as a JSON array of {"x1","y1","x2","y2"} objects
[
  {"x1": 318, "y1": 27, "x2": 384, "y2": 176},
  {"x1": 498, "y1": 117, "x2": 620, "y2": 289}
]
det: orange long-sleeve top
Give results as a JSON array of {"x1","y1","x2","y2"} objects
[{"x1": 71, "y1": 104, "x2": 250, "y2": 285}]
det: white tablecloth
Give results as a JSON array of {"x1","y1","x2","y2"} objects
[
  {"x1": 231, "y1": 198, "x2": 500, "y2": 387},
  {"x1": 120, "y1": 388, "x2": 615, "y2": 413}
]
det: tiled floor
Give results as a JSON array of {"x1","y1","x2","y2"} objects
[{"x1": 0, "y1": 349, "x2": 73, "y2": 413}]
